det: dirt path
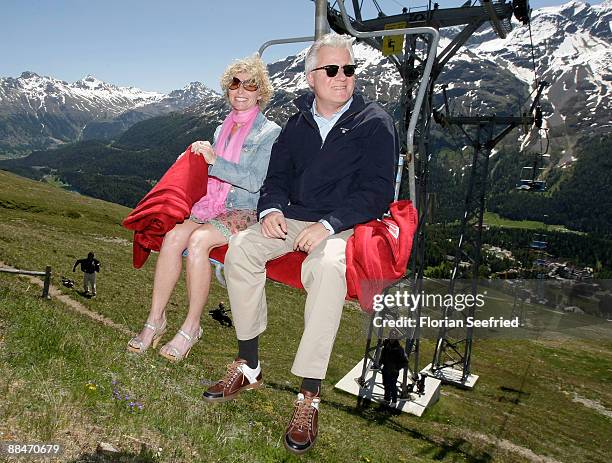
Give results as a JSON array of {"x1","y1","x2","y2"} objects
[
  {"x1": 1, "y1": 261, "x2": 135, "y2": 336},
  {"x1": 569, "y1": 392, "x2": 612, "y2": 419},
  {"x1": 461, "y1": 429, "x2": 565, "y2": 463}
]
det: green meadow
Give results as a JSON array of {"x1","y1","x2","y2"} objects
[
  {"x1": 1, "y1": 169, "x2": 610, "y2": 463},
  {"x1": 483, "y1": 212, "x2": 574, "y2": 233}
]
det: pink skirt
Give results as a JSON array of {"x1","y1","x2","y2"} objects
[{"x1": 190, "y1": 209, "x2": 257, "y2": 239}]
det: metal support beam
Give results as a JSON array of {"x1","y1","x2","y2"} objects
[
  {"x1": 335, "y1": 0, "x2": 439, "y2": 203},
  {"x1": 435, "y1": 19, "x2": 486, "y2": 77},
  {"x1": 258, "y1": 36, "x2": 315, "y2": 57},
  {"x1": 339, "y1": 3, "x2": 513, "y2": 29},
  {"x1": 315, "y1": 0, "x2": 331, "y2": 39},
  {"x1": 482, "y1": 0, "x2": 511, "y2": 38},
  {"x1": 427, "y1": 121, "x2": 492, "y2": 386}
]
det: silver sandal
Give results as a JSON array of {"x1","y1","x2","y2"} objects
[
  {"x1": 159, "y1": 327, "x2": 203, "y2": 362},
  {"x1": 127, "y1": 319, "x2": 167, "y2": 354}
]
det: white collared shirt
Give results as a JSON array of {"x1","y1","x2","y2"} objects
[{"x1": 311, "y1": 97, "x2": 354, "y2": 144}]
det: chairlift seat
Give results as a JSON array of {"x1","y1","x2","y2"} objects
[
  {"x1": 210, "y1": 245, "x2": 309, "y2": 291},
  {"x1": 200, "y1": 200, "x2": 419, "y2": 312},
  {"x1": 516, "y1": 179, "x2": 546, "y2": 192}
]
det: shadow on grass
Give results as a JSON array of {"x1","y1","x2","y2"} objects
[
  {"x1": 68, "y1": 448, "x2": 158, "y2": 463},
  {"x1": 416, "y1": 438, "x2": 493, "y2": 463},
  {"x1": 265, "y1": 381, "x2": 493, "y2": 463}
]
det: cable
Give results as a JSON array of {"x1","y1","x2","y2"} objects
[
  {"x1": 372, "y1": 0, "x2": 384, "y2": 15},
  {"x1": 527, "y1": 21, "x2": 539, "y2": 86}
]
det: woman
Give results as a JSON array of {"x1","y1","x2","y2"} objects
[{"x1": 127, "y1": 55, "x2": 280, "y2": 361}]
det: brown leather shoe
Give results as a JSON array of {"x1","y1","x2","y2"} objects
[
  {"x1": 202, "y1": 358, "x2": 262, "y2": 403},
  {"x1": 284, "y1": 389, "x2": 320, "y2": 454}
]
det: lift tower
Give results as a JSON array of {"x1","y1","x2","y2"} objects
[
  {"x1": 329, "y1": 0, "x2": 533, "y2": 406},
  {"x1": 425, "y1": 81, "x2": 548, "y2": 387}
]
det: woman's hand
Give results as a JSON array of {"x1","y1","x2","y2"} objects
[{"x1": 191, "y1": 140, "x2": 217, "y2": 165}]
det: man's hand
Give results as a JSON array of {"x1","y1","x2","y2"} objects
[
  {"x1": 261, "y1": 211, "x2": 288, "y2": 239},
  {"x1": 191, "y1": 140, "x2": 216, "y2": 165},
  {"x1": 294, "y1": 222, "x2": 330, "y2": 254}
]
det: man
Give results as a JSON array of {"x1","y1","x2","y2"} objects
[
  {"x1": 72, "y1": 252, "x2": 100, "y2": 297},
  {"x1": 203, "y1": 33, "x2": 398, "y2": 454},
  {"x1": 380, "y1": 336, "x2": 408, "y2": 408}
]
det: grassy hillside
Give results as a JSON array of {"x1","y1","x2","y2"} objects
[{"x1": 1, "y1": 169, "x2": 611, "y2": 462}]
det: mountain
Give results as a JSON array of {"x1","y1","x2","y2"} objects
[
  {"x1": 264, "y1": 1, "x2": 611, "y2": 140},
  {"x1": 2, "y1": 1, "x2": 609, "y2": 157},
  {"x1": 461, "y1": 0, "x2": 612, "y2": 138},
  {"x1": 0, "y1": 73, "x2": 218, "y2": 155},
  {"x1": 0, "y1": 1, "x2": 610, "y2": 232}
]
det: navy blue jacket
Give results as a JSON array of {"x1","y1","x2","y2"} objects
[{"x1": 258, "y1": 92, "x2": 398, "y2": 233}]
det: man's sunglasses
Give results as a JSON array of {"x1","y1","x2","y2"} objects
[
  {"x1": 228, "y1": 77, "x2": 259, "y2": 91},
  {"x1": 310, "y1": 64, "x2": 357, "y2": 78}
]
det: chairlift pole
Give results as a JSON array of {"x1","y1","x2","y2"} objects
[
  {"x1": 331, "y1": 0, "x2": 441, "y2": 410},
  {"x1": 315, "y1": 0, "x2": 331, "y2": 38},
  {"x1": 427, "y1": 95, "x2": 547, "y2": 386}
]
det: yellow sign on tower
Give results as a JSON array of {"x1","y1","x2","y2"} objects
[{"x1": 382, "y1": 22, "x2": 407, "y2": 56}]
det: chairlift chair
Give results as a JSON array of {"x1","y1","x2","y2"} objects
[
  {"x1": 517, "y1": 166, "x2": 546, "y2": 192},
  {"x1": 529, "y1": 233, "x2": 547, "y2": 250},
  {"x1": 201, "y1": 0, "x2": 429, "y2": 300},
  {"x1": 192, "y1": 0, "x2": 433, "y2": 416}
]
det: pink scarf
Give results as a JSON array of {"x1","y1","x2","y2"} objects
[{"x1": 190, "y1": 105, "x2": 260, "y2": 220}]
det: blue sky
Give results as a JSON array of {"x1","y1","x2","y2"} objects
[{"x1": 0, "y1": 0, "x2": 596, "y2": 93}]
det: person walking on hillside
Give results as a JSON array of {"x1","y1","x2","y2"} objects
[
  {"x1": 380, "y1": 337, "x2": 408, "y2": 407},
  {"x1": 202, "y1": 33, "x2": 398, "y2": 454},
  {"x1": 73, "y1": 252, "x2": 100, "y2": 297}
]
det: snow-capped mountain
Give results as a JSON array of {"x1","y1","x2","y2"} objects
[
  {"x1": 82, "y1": 81, "x2": 220, "y2": 141},
  {"x1": 0, "y1": 72, "x2": 218, "y2": 154},
  {"x1": 1, "y1": 1, "x2": 610, "y2": 158},
  {"x1": 262, "y1": 0, "x2": 612, "y2": 143},
  {"x1": 462, "y1": 0, "x2": 612, "y2": 134}
]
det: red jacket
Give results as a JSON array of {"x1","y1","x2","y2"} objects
[
  {"x1": 345, "y1": 200, "x2": 418, "y2": 312},
  {"x1": 122, "y1": 147, "x2": 208, "y2": 268}
]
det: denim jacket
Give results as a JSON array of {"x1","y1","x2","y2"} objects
[{"x1": 208, "y1": 112, "x2": 281, "y2": 211}]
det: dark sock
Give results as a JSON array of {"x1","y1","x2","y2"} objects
[
  {"x1": 238, "y1": 336, "x2": 259, "y2": 369},
  {"x1": 300, "y1": 377, "x2": 321, "y2": 395}
]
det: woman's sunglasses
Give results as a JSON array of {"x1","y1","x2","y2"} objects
[
  {"x1": 310, "y1": 64, "x2": 357, "y2": 78},
  {"x1": 228, "y1": 77, "x2": 259, "y2": 91}
]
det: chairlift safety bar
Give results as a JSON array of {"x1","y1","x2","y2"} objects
[
  {"x1": 336, "y1": 0, "x2": 440, "y2": 203},
  {"x1": 258, "y1": 36, "x2": 316, "y2": 57}
]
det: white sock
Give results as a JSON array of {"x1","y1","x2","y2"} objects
[{"x1": 239, "y1": 361, "x2": 261, "y2": 384}]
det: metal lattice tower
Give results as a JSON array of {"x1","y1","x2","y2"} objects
[
  {"x1": 329, "y1": 0, "x2": 532, "y2": 403},
  {"x1": 426, "y1": 81, "x2": 548, "y2": 386}
]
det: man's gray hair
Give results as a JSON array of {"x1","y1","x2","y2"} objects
[{"x1": 304, "y1": 33, "x2": 355, "y2": 75}]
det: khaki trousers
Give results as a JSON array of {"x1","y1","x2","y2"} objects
[
  {"x1": 83, "y1": 272, "x2": 96, "y2": 295},
  {"x1": 225, "y1": 218, "x2": 352, "y2": 379}
]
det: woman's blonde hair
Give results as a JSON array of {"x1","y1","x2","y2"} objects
[{"x1": 220, "y1": 55, "x2": 274, "y2": 109}]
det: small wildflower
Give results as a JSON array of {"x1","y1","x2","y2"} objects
[
  {"x1": 110, "y1": 379, "x2": 143, "y2": 412},
  {"x1": 85, "y1": 382, "x2": 97, "y2": 392}
]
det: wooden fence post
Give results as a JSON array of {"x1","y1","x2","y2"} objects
[{"x1": 42, "y1": 266, "x2": 52, "y2": 299}]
